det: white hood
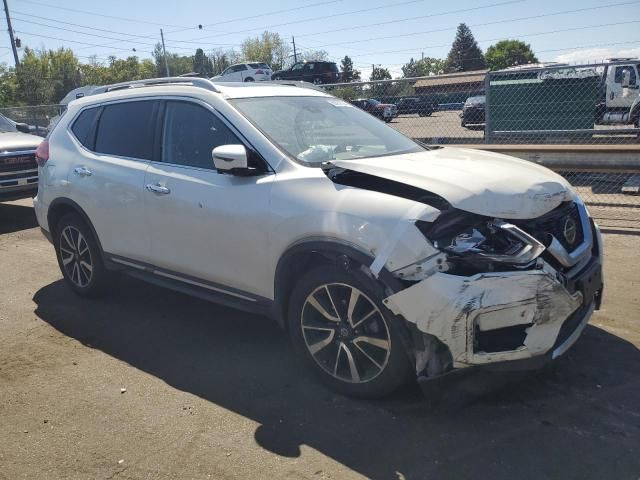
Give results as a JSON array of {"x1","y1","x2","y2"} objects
[{"x1": 331, "y1": 147, "x2": 573, "y2": 219}]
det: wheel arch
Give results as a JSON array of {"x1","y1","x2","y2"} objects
[
  {"x1": 272, "y1": 238, "x2": 404, "y2": 329},
  {"x1": 47, "y1": 197, "x2": 104, "y2": 257}
]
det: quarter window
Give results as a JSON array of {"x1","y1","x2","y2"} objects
[
  {"x1": 71, "y1": 107, "x2": 99, "y2": 149},
  {"x1": 95, "y1": 101, "x2": 157, "y2": 160},
  {"x1": 162, "y1": 101, "x2": 240, "y2": 169}
]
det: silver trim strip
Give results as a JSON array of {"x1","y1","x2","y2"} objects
[
  {"x1": 0, "y1": 175, "x2": 38, "y2": 186},
  {"x1": 0, "y1": 150, "x2": 36, "y2": 157},
  {"x1": 546, "y1": 202, "x2": 593, "y2": 268},
  {"x1": 551, "y1": 303, "x2": 594, "y2": 359},
  {"x1": 0, "y1": 168, "x2": 38, "y2": 177},
  {"x1": 110, "y1": 256, "x2": 256, "y2": 302}
]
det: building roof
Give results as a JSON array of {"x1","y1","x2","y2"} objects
[{"x1": 414, "y1": 70, "x2": 487, "y2": 89}]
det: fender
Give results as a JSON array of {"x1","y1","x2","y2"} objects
[
  {"x1": 272, "y1": 237, "x2": 405, "y2": 328},
  {"x1": 47, "y1": 197, "x2": 105, "y2": 257}
]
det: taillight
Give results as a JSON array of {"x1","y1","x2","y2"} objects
[
  {"x1": 255, "y1": 69, "x2": 264, "y2": 74},
  {"x1": 35, "y1": 139, "x2": 49, "y2": 167}
]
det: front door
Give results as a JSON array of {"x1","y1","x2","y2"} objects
[{"x1": 144, "y1": 99, "x2": 274, "y2": 298}]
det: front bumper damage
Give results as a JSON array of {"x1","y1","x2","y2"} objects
[{"x1": 376, "y1": 203, "x2": 604, "y2": 385}]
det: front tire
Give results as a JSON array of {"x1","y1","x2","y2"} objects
[
  {"x1": 54, "y1": 213, "x2": 110, "y2": 297},
  {"x1": 287, "y1": 265, "x2": 412, "y2": 398},
  {"x1": 244, "y1": 77, "x2": 255, "y2": 82}
]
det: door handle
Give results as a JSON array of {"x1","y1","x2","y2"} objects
[
  {"x1": 145, "y1": 183, "x2": 171, "y2": 195},
  {"x1": 73, "y1": 166, "x2": 92, "y2": 177}
]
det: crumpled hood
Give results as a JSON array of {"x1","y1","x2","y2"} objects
[{"x1": 331, "y1": 147, "x2": 573, "y2": 219}]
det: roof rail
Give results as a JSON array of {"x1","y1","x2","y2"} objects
[{"x1": 93, "y1": 77, "x2": 220, "y2": 94}]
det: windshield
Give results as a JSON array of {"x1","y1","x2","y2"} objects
[
  {"x1": 230, "y1": 96, "x2": 423, "y2": 165},
  {"x1": 0, "y1": 113, "x2": 17, "y2": 133}
]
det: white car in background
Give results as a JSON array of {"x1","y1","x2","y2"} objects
[{"x1": 211, "y1": 62, "x2": 273, "y2": 82}]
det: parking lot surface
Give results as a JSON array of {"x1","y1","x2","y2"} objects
[{"x1": 1, "y1": 198, "x2": 639, "y2": 480}]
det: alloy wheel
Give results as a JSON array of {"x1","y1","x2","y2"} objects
[
  {"x1": 301, "y1": 283, "x2": 391, "y2": 383},
  {"x1": 59, "y1": 226, "x2": 93, "y2": 288}
]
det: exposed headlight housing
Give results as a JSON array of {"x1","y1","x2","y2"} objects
[{"x1": 416, "y1": 210, "x2": 545, "y2": 266}]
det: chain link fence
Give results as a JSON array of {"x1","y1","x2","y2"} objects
[
  {"x1": 323, "y1": 61, "x2": 640, "y2": 228},
  {"x1": 0, "y1": 104, "x2": 65, "y2": 137}
]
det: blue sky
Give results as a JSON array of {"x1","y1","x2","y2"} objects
[{"x1": 2, "y1": 0, "x2": 639, "y2": 78}]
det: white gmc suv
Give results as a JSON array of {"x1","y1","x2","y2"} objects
[{"x1": 34, "y1": 78, "x2": 603, "y2": 398}]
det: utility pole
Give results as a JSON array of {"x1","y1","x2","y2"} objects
[
  {"x1": 421, "y1": 51, "x2": 424, "y2": 62},
  {"x1": 2, "y1": 0, "x2": 19, "y2": 67},
  {"x1": 160, "y1": 28, "x2": 170, "y2": 77},
  {"x1": 292, "y1": 36, "x2": 298, "y2": 63}
]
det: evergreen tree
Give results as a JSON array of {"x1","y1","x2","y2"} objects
[
  {"x1": 444, "y1": 23, "x2": 486, "y2": 73},
  {"x1": 340, "y1": 55, "x2": 361, "y2": 82}
]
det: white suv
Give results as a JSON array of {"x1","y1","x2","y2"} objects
[
  {"x1": 211, "y1": 62, "x2": 272, "y2": 82},
  {"x1": 34, "y1": 77, "x2": 603, "y2": 398}
]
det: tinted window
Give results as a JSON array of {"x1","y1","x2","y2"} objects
[
  {"x1": 231, "y1": 64, "x2": 247, "y2": 72},
  {"x1": 71, "y1": 107, "x2": 99, "y2": 148},
  {"x1": 248, "y1": 63, "x2": 261, "y2": 69},
  {"x1": 95, "y1": 101, "x2": 156, "y2": 160},
  {"x1": 162, "y1": 101, "x2": 239, "y2": 169}
]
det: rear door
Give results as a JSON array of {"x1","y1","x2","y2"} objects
[
  {"x1": 66, "y1": 99, "x2": 158, "y2": 263},
  {"x1": 143, "y1": 99, "x2": 274, "y2": 297}
]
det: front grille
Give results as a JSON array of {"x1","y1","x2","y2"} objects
[
  {"x1": 0, "y1": 152, "x2": 37, "y2": 173},
  {"x1": 520, "y1": 201, "x2": 584, "y2": 253}
]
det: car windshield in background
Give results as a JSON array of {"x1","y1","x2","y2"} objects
[
  {"x1": 0, "y1": 114, "x2": 17, "y2": 133},
  {"x1": 231, "y1": 96, "x2": 423, "y2": 165}
]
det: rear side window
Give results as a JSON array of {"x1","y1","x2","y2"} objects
[
  {"x1": 162, "y1": 101, "x2": 240, "y2": 170},
  {"x1": 248, "y1": 63, "x2": 261, "y2": 69},
  {"x1": 71, "y1": 107, "x2": 99, "y2": 149},
  {"x1": 95, "y1": 101, "x2": 156, "y2": 160},
  {"x1": 326, "y1": 63, "x2": 338, "y2": 72}
]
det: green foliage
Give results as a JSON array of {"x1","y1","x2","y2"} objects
[
  {"x1": 340, "y1": 56, "x2": 360, "y2": 82},
  {"x1": 152, "y1": 43, "x2": 193, "y2": 76},
  {"x1": 241, "y1": 31, "x2": 290, "y2": 71},
  {"x1": 401, "y1": 57, "x2": 445, "y2": 78},
  {"x1": 370, "y1": 66, "x2": 391, "y2": 81},
  {"x1": 484, "y1": 40, "x2": 538, "y2": 71},
  {"x1": 444, "y1": 23, "x2": 486, "y2": 73},
  {"x1": 193, "y1": 48, "x2": 214, "y2": 76}
]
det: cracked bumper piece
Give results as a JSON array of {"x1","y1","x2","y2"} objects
[{"x1": 383, "y1": 260, "x2": 602, "y2": 370}]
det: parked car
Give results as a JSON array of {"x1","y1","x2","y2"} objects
[
  {"x1": 34, "y1": 77, "x2": 603, "y2": 398},
  {"x1": 211, "y1": 62, "x2": 273, "y2": 82},
  {"x1": 0, "y1": 112, "x2": 43, "y2": 202},
  {"x1": 396, "y1": 97, "x2": 436, "y2": 117},
  {"x1": 271, "y1": 61, "x2": 340, "y2": 85},
  {"x1": 350, "y1": 98, "x2": 398, "y2": 122},
  {"x1": 461, "y1": 95, "x2": 485, "y2": 127}
]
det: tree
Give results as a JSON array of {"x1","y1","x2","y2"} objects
[
  {"x1": 241, "y1": 31, "x2": 290, "y2": 71},
  {"x1": 340, "y1": 56, "x2": 360, "y2": 82},
  {"x1": 299, "y1": 50, "x2": 329, "y2": 62},
  {"x1": 484, "y1": 40, "x2": 538, "y2": 71},
  {"x1": 444, "y1": 23, "x2": 486, "y2": 73},
  {"x1": 401, "y1": 57, "x2": 445, "y2": 78},
  {"x1": 193, "y1": 48, "x2": 213, "y2": 76},
  {"x1": 370, "y1": 66, "x2": 391, "y2": 81},
  {"x1": 152, "y1": 43, "x2": 193, "y2": 77}
]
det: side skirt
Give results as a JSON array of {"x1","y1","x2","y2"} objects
[{"x1": 104, "y1": 254, "x2": 275, "y2": 317}]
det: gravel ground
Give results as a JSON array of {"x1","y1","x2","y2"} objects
[{"x1": 1, "y1": 198, "x2": 639, "y2": 480}]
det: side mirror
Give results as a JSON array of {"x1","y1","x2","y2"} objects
[
  {"x1": 212, "y1": 144, "x2": 248, "y2": 173},
  {"x1": 15, "y1": 122, "x2": 31, "y2": 134}
]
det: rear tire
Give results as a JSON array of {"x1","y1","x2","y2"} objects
[
  {"x1": 274, "y1": 75, "x2": 282, "y2": 81},
  {"x1": 53, "y1": 213, "x2": 110, "y2": 297},
  {"x1": 244, "y1": 77, "x2": 255, "y2": 82},
  {"x1": 287, "y1": 265, "x2": 412, "y2": 398},
  {"x1": 312, "y1": 77, "x2": 323, "y2": 85}
]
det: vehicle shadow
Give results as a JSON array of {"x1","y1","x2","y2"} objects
[
  {"x1": 33, "y1": 276, "x2": 640, "y2": 479},
  {"x1": 0, "y1": 201, "x2": 38, "y2": 234}
]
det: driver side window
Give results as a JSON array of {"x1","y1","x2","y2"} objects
[
  {"x1": 162, "y1": 101, "x2": 240, "y2": 170},
  {"x1": 292, "y1": 63, "x2": 304, "y2": 71}
]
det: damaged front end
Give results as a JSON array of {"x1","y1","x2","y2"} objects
[{"x1": 381, "y1": 201, "x2": 603, "y2": 385}]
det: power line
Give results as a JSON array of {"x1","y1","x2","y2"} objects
[
  {"x1": 307, "y1": 1, "x2": 640, "y2": 49},
  {"x1": 18, "y1": 0, "x2": 190, "y2": 28},
  {"x1": 335, "y1": 19, "x2": 640, "y2": 59},
  {"x1": 11, "y1": 14, "x2": 240, "y2": 48},
  {"x1": 190, "y1": 0, "x2": 441, "y2": 42},
  {"x1": 298, "y1": 0, "x2": 640, "y2": 37}
]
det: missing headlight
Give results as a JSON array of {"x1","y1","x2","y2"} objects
[{"x1": 416, "y1": 211, "x2": 545, "y2": 266}]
